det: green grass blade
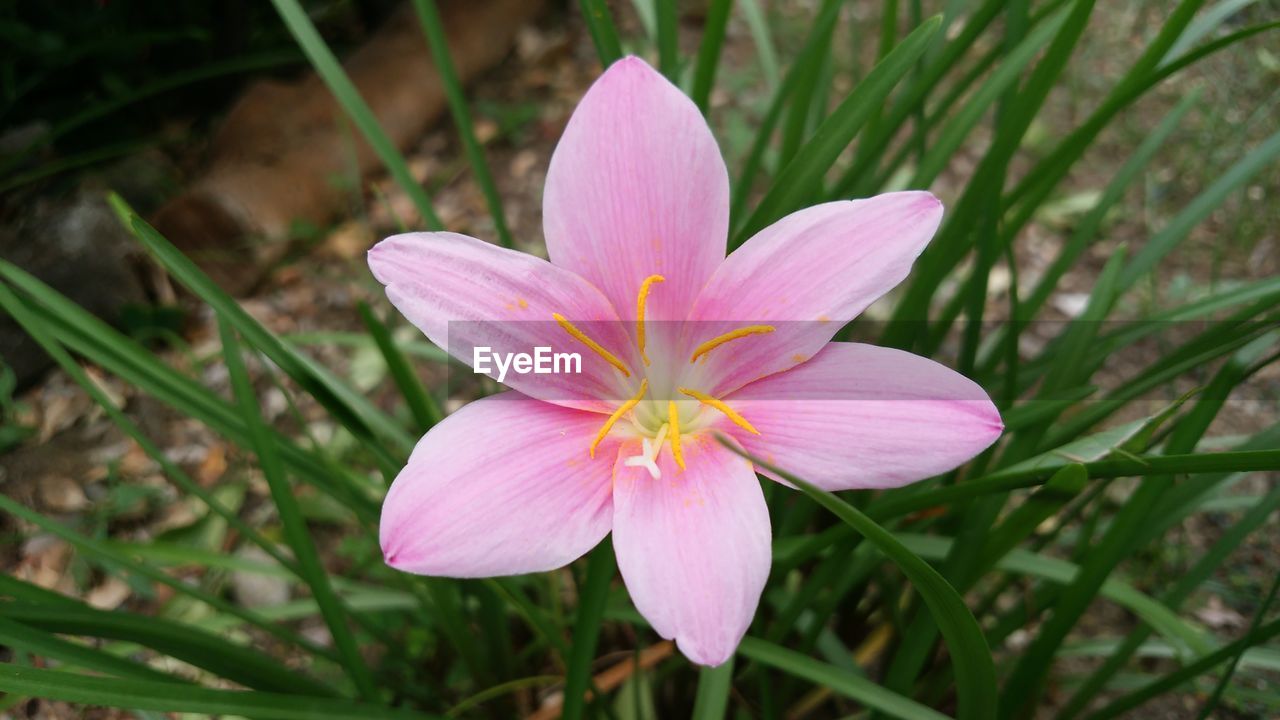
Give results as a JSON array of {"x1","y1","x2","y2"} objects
[
  {"x1": 736, "y1": 638, "x2": 950, "y2": 720},
  {"x1": 691, "y1": 0, "x2": 733, "y2": 113},
  {"x1": 0, "y1": 489, "x2": 335, "y2": 664},
  {"x1": 691, "y1": 656, "x2": 735, "y2": 719},
  {"x1": 410, "y1": 0, "x2": 513, "y2": 248},
  {"x1": 0, "y1": 616, "x2": 183, "y2": 684},
  {"x1": 358, "y1": 302, "x2": 443, "y2": 434},
  {"x1": 835, "y1": 0, "x2": 1004, "y2": 197},
  {"x1": 1011, "y1": 88, "x2": 1200, "y2": 324},
  {"x1": 722, "y1": 439, "x2": 998, "y2": 720},
  {"x1": 561, "y1": 541, "x2": 616, "y2": 720},
  {"x1": 1193, "y1": 549, "x2": 1280, "y2": 719},
  {"x1": 1161, "y1": 0, "x2": 1259, "y2": 66},
  {"x1": 871, "y1": 450, "x2": 1280, "y2": 522},
  {"x1": 221, "y1": 321, "x2": 378, "y2": 700},
  {"x1": 909, "y1": 5, "x2": 1070, "y2": 187},
  {"x1": 0, "y1": 263, "x2": 377, "y2": 521},
  {"x1": 998, "y1": 460, "x2": 1176, "y2": 717},
  {"x1": 980, "y1": 464, "x2": 1087, "y2": 574},
  {"x1": 736, "y1": 0, "x2": 780, "y2": 91},
  {"x1": 1117, "y1": 129, "x2": 1280, "y2": 291},
  {"x1": 727, "y1": 0, "x2": 841, "y2": 231},
  {"x1": 655, "y1": 0, "x2": 679, "y2": 80},
  {"x1": 736, "y1": 15, "x2": 941, "y2": 242},
  {"x1": 0, "y1": 665, "x2": 436, "y2": 720},
  {"x1": 897, "y1": 536, "x2": 1211, "y2": 653},
  {"x1": 269, "y1": 0, "x2": 441, "y2": 227},
  {"x1": 884, "y1": 0, "x2": 1097, "y2": 351},
  {"x1": 113, "y1": 199, "x2": 414, "y2": 459},
  {"x1": 0, "y1": 601, "x2": 334, "y2": 696},
  {"x1": 1065, "y1": 481, "x2": 1280, "y2": 717},
  {"x1": 775, "y1": 0, "x2": 841, "y2": 173},
  {"x1": 1002, "y1": 0, "x2": 1210, "y2": 211},
  {"x1": 579, "y1": 0, "x2": 623, "y2": 67},
  {"x1": 0, "y1": 274, "x2": 301, "y2": 576},
  {"x1": 1085, "y1": 619, "x2": 1280, "y2": 720}
]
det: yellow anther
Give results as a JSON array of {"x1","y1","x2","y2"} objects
[
  {"x1": 667, "y1": 400, "x2": 685, "y2": 470},
  {"x1": 689, "y1": 325, "x2": 776, "y2": 363},
  {"x1": 635, "y1": 275, "x2": 665, "y2": 366},
  {"x1": 590, "y1": 380, "x2": 648, "y2": 458},
  {"x1": 678, "y1": 387, "x2": 761, "y2": 435},
  {"x1": 553, "y1": 313, "x2": 631, "y2": 377}
]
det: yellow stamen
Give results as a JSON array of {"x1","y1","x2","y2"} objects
[
  {"x1": 689, "y1": 325, "x2": 776, "y2": 363},
  {"x1": 553, "y1": 313, "x2": 630, "y2": 377},
  {"x1": 678, "y1": 387, "x2": 761, "y2": 435},
  {"x1": 667, "y1": 400, "x2": 685, "y2": 470},
  {"x1": 590, "y1": 380, "x2": 648, "y2": 458},
  {"x1": 635, "y1": 275, "x2": 665, "y2": 366}
]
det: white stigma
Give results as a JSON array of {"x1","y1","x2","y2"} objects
[{"x1": 623, "y1": 423, "x2": 668, "y2": 480}]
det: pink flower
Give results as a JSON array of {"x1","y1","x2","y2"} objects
[{"x1": 369, "y1": 57, "x2": 1001, "y2": 666}]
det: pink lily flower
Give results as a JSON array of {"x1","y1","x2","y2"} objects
[{"x1": 369, "y1": 57, "x2": 1001, "y2": 666}]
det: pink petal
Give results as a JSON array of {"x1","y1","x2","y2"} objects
[
  {"x1": 684, "y1": 192, "x2": 943, "y2": 396},
  {"x1": 369, "y1": 232, "x2": 636, "y2": 412},
  {"x1": 381, "y1": 394, "x2": 616, "y2": 577},
  {"x1": 726, "y1": 342, "x2": 1002, "y2": 491},
  {"x1": 612, "y1": 436, "x2": 771, "y2": 665},
  {"x1": 543, "y1": 56, "x2": 729, "y2": 323}
]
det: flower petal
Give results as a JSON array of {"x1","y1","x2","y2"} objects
[
  {"x1": 369, "y1": 231, "x2": 637, "y2": 411},
  {"x1": 684, "y1": 192, "x2": 943, "y2": 396},
  {"x1": 612, "y1": 435, "x2": 770, "y2": 665},
  {"x1": 725, "y1": 342, "x2": 1002, "y2": 491},
  {"x1": 381, "y1": 394, "x2": 616, "y2": 577},
  {"x1": 544, "y1": 56, "x2": 729, "y2": 323}
]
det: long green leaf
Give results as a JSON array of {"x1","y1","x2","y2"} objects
[
  {"x1": 0, "y1": 616, "x2": 181, "y2": 684},
  {"x1": 579, "y1": 0, "x2": 623, "y2": 66},
  {"x1": 269, "y1": 0, "x2": 441, "y2": 227},
  {"x1": 736, "y1": 638, "x2": 950, "y2": 720},
  {"x1": 655, "y1": 0, "x2": 679, "y2": 80},
  {"x1": 736, "y1": 16, "x2": 941, "y2": 242},
  {"x1": 410, "y1": 0, "x2": 513, "y2": 248},
  {"x1": 1085, "y1": 619, "x2": 1280, "y2": 720},
  {"x1": 113, "y1": 199, "x2": 413, "y2": 460},
  {"x1": 1193, "y1": 569, "x2": 1280, "y2": 720},
  {"x1": 561, "y1": 541, "x2": 615, "y2": 720},
  {"x1": 358, "y1": 302, "x2": 442, "y2": 435},
  {"x1": 691, "y1": 0, "x2": 734, "y2": 113},
  {"x1": 1117, "y1": 129, "x2": 1280, "y2": 290},
  {"x1": 0, "y1": 273, "x2": 300, "y2": 575},
  {"x1": 221, "y1": 322, "x2": 377, "y2": 699},
  {"x1": 909, "y1": 5, "x2": 1070, "y2": 186},
  {"x1": 722, "y1": 439, "x2": 998, "y2": 720},
  {"x1": 0, "y1": 261, "x2": 377, "y2": 521},
  {"x1": 0, "y1": 665, "x2": 435, "y2": 720},
  {"x1": 0, "y1": 493, "x2": 334, "y2": 665},
  {"x1": 0, "y1": 600, "x2": 334, "y2": 696}
]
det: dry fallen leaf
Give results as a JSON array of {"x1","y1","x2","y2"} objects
[
  {"x1": 38, "y1": 475, "x2": 89, "y2": 513},
  {"x1": 87, "y1": 576, "x2": 132, "y2": 610}
]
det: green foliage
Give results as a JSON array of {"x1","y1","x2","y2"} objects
[{"x1": 3, "y1": 1, "x2": 1279, "y2": 718}]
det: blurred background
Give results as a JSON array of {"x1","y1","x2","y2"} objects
[{"x1": 1, "y1": 1, "x2": 1278, "y2": 718}]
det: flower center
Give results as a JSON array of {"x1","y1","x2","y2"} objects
[{"x1": 554, "y1": 274, "x2": 772, "y2": 478}]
